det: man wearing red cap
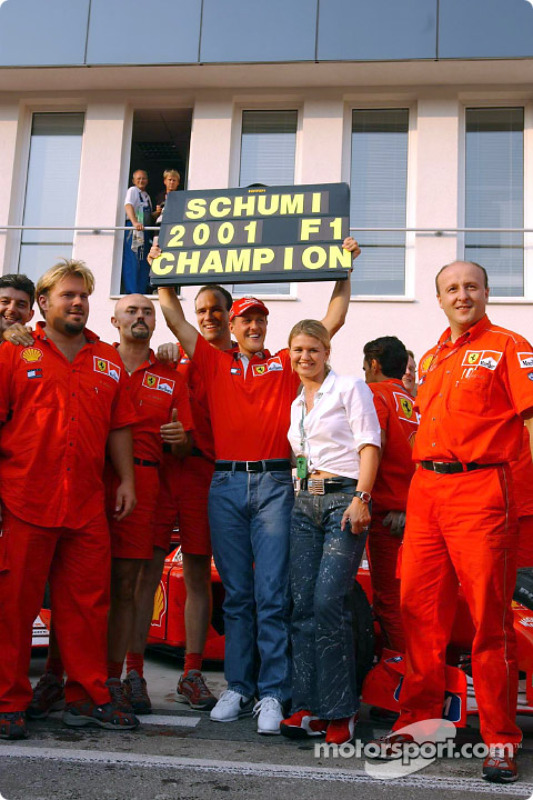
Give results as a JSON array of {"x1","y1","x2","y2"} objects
[{"x1": 157, "y1": 237, "x2": 360, "y2": 735}]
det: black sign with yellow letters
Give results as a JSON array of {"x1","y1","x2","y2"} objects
[{"x1": 150, "y1": 183, "x2": 351, "y2": 286}]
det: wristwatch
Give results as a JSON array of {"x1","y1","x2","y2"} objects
[{"x1": 354, "y1": 490, "x2": 372, "y2": 504}]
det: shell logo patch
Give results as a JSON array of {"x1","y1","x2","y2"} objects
[
  {"x1": 20, "y1": 347, "x2": 43, "y2": 363},
  {"x1": 142, "y1": 371, "x2": 175, "y2": 394},
  {"x1": 420, "y1": 355, "x2": 434, "y2": 375},
  {"x1": 93, "y1": 356, "x2": 121, "y2": 382}
]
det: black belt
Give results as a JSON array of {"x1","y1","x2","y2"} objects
[
  {"x1": 134, "y1": 457, "x2": 159, "y2": 468},
  {"x1": 215, "y1": 459, "x2": 291, "y2": 473},
  {"x1": 297, "y1": 477, "x2": 356, "y2": 495},
  {"x1": 420, "y1": 460, "x2": 502, "y2": 475}
]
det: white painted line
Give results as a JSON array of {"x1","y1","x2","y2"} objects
[
  {"x1": 142, "y1": 714, "x2": 200, "y2": 728},
  {"x1": 0, "y1": 746, "x2": 530, "y2": 795}
]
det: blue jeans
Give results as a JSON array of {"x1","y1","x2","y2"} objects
[
  {"x1": 121, "y1": 222, "x2": 151, "y2": 294},
  {"x1": 208, "y1": 468, "x2": 293, "y2": 702},
  {"x1": 290, "y1": 489, "x2": 367, "y2": 719}
]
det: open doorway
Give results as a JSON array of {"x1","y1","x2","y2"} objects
[{"x1": 120, "y1": 108, "x2": 192, "y2": 294}]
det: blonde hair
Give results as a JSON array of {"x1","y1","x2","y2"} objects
[
  {"x1": 288, "y1": 319, "x2": 331, "y2": 351},
  {"x1": 163, "y1": 169, "x2": 181, "y2": 180},
  {"x1": 36, "y1": 259, "x2": 95, "y2": 301}
]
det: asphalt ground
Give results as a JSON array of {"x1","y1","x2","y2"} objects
[{"x1": 1, "y1": 651, "x2": 533, "y2": 800}]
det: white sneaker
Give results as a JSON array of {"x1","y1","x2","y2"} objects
[
  {"x1": 253, "y1": 697, "x2": 283, "y2": 735},
  {"x1": 210, "y1": 689, "x2": 254, "y2": 722}
]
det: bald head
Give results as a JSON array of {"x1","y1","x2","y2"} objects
[
  {"x1": 435, "y1": 260, "x2": 490, "y2": 341},
  {"x1": 114, "y1": 294, "x2": 154, "y2": 316},
  {"x1": 112, "y1": 294, "x2": 156, "y2": 342},
  {"x1": 435, "y1": 261, "x2": 488, "y2": 295}
]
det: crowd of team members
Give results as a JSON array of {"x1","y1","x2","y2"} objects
[{"x1": 0, "y1": 245, "x2": 532, "y2": 785}]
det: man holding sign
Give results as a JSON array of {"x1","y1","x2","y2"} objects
[{"x1": 155, "y1": 235, "x2": 360, "y2": 735}]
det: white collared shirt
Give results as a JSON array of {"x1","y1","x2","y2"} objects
[{"x1": 287, "y1": 369, "x2": 381, "y2": 479}]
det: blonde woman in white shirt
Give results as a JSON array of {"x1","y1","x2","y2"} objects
[{"x1": 280, "y1": 319, "x2": 381, "y2": 746}]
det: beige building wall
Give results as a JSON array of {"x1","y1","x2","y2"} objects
[{"x1": 1, "y1": 71, "x2": 533, "y2": 370}]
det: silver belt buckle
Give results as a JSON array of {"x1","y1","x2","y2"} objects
[{"x1": 308, "y1": 478, "x2": 325, "y2": 496}]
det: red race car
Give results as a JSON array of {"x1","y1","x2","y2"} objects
[
  {"x1": 147, "y1": 545, "x2": 225, "y2": 660},
  {"x1": 33, "y1": 548, "x2": 533, "y2": 725},
  {"x1": 356, "y1": 561, "x2": 533, "y2": 724}
]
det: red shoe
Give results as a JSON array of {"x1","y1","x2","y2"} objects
[
  {"x1": 325, "y1": 712, "x2": 358, "y2": 745},
  {"x1": 280, "y1": 710, "x2": 327, "y2": 739},
  {"x1": 177, "y1": 670, "x2": 217, "y2": 711},
  {"x1": 63, "y1": 700, "x2": 139, "y2": 730},
  {"x1": 482, "y1": 746, "x2": 518, "y2": 783}
]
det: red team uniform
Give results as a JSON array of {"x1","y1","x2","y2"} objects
[
  {"x1": 106, "y1": 349, "x2": 193, "y2": 559},
  {"x1": 0, "y1": 324, "x2": 136, "y2": 712},
  {"x1": 367, "y1": 379, "x2": 417, "y2": 652},
  {"x1": 395, "y1": 315, "x2": 533, "y2": 748},
  {"x1": 152, "y1": 345, "x2": 215, "y2": 555},
  {"x1": 511, "y1": 427, "x2": 533, "y2": 569},
  {"x1": 192, "y1": 334, "x2": 300, "y2": 461}
]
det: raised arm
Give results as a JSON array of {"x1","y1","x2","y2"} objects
[
  {"x1": 148, "y1": 242, "x2": 199, "y2": 358},
  {"x1": 320, "y1": 237, "x2": 360, "y2": 338},
  {"x1": 157, "y1": 287, "x2": 199, "y2": 359}
]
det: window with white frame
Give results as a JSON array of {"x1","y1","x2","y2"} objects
[
  {"x1": 350, "y1": 108, "x2": 409, "y2": 296},
  {"x1": 18, "y1": 112, "x2": 84, "y2": 282},
  {"x1": 465, "y1": 107, "x2": 524, "y2": 298},
  {"x1": 232, "y1": 109, "x2": 298, "y2": 296}
]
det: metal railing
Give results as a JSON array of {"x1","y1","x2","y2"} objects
[{"x1": 0, "y1": 225, "x2": 531, "y2": 234}]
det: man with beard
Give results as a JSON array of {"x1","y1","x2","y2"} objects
[
  {"x1": 104, "y1": 295, "x2": 194, "y2": 708},
  {"x1": 27, "y1": 294, "x2": 194, "y2": 719},
  {"x1": 0, "y1": 260, "x2": 138, "y2": 738}
]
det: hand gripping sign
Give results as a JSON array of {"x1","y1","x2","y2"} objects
[{"x1": 150, "y1": 183, "x2": 351, "y2": 287}]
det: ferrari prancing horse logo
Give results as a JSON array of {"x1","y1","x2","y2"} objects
[{"x1": 400, "y1": 397, "x2": 413, "y2": 419}]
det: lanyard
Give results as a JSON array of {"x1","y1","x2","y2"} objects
[
  {"x1": 426, "y1": 332, "x2": 473, "y2": 376},
  {"x1": 296, "y1": 399, "x2": 309, "y2": 479},
  {"x1": 299, "y1": 398, "x2": 307, "y2": 454}
]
